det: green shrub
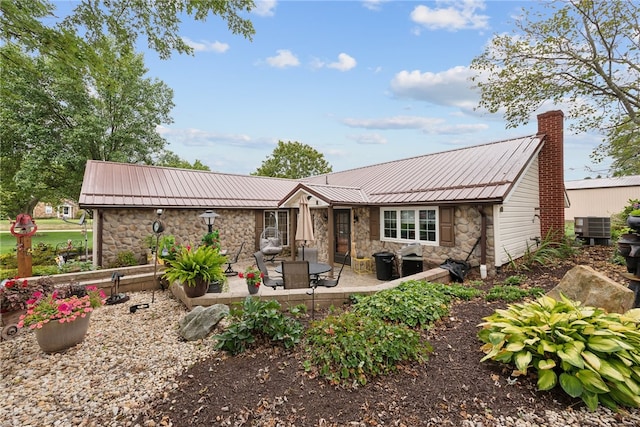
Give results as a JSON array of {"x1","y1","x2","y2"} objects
[
  {"x1": 303, "y1": 312, "x2": 432, "y2": 386},
  {"x1": 509, "y1": 230, "x2": 579, "y2": 272},
  {"x1": 352, "y1": 280, "x2": 480, "y2": 328},
  {"x1": 485, "y1": 285, "x2": 544, "y2": 302},
  {"x1": 502, "y1": 274, "x2": 527, "y2": 286},
  {"x1": 107, "y1": 251, "x2": 138, "y2": 268},
  {"x1": 478, "y1": 294, "x2": 640, "y2": 411},
  {"x1": 214, "y1": 297, "x2": 303, "y2": 355}
]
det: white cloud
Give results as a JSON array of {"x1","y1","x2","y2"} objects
[
  {"x1": 389, "y1": 65, "x2": 479, "y2": 111},
  {"x1": 341, "y1": 115, "x2": 488, "y2": 135},
  {"x1": 347, "y1": 133, "x2": 388, "y2": 145},
  {"x1": 327, "y1": 53, "x2": 357, "y2": 71},
  {"x1": 253, "y1": 0, "x2": 277, "y2": 17},
  {"x1": 182, "y1": 37, "x2": 229, "y2": 53},
  {"x1": 361, "y1": 0, "x2": 389, "y2": 12},
  {"x1": 410, "y1": 0, "x2": 489, "y2": 31},
  {"x1": 157, "y1": 126, "x2": 256, "y2": 147},
  {"x1": 266, "y1": 49, "x2": 300, "y2": 68}
]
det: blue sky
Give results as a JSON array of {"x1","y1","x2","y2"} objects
[{"x1": 72, "y1": 0, "x2": 613, "y2": 180}]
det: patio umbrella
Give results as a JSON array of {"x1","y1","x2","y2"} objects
[{"x1": 295, "y1": 196, "x2": 315, "y2": 260}]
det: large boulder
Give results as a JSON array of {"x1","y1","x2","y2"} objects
[
  {"x1": 547, "y1": 265, "x2": 634, "y2": 313},
  {"x1": 178, "y1": 304, "x2": 229, "y2": 341}
]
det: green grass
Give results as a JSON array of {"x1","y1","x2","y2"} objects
[
  {"x1": 0, "y1": 231, "x2": 92, "y2": 255},
  {"x1": 0, "y1": 217, "x2": 92, "y2": 232}
]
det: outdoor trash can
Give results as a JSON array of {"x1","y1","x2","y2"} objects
[{"x1": 373, "y1": 252, "x2": 395, "y2": 280}]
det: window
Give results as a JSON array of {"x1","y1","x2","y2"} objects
[
  {"x1": 45, "y1": 205, "x2": 53, "y2": 214},
  {"x1": 264, "y1": 210, "x2": 289, "y2": 246},
  {"x1": 381, "y1": 207, "x2": 438, "y2": 244}
]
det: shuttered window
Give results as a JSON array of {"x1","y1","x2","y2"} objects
[{"x1": 380, "y1": 207, "x2": 439, "y2": 245}]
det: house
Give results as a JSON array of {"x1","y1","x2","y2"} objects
[
  {"x1": 565, "y1": 175, "x2": 640, "y2": 220},
  {"x1": 79, "y1": 110, "x2": 566, "y2": 276},
  {"x1": 33, "y1": 200, "x2": 79, "y2": 219}
]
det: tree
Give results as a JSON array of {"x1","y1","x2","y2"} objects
[
  {"x1": 1, "y1": 0, "x2": 255, "y2": 65},
  {"x1": 470, "y1": 0, "x2": 640, "y2": 175},
  {"x1": 252, "y1": 141, "x2": 333, "y2": 179},
  {"x1": 0, "y1": 40, "x2": 174, "y2": 217},
  {"x1": 153, "y1": 151, "x2": 211, "y2": 171}
]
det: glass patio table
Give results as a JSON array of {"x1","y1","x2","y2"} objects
[{"x1": 274, "y1": 262, "x2": 331, "y2": 277}]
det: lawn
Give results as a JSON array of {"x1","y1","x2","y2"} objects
[{"x1": 0, "y1": 227, "x2": 93, "y2": 255}]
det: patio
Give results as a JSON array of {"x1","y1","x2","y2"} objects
[{"x1": 171, "y1": 256, "x2": 452, "y2": 310}]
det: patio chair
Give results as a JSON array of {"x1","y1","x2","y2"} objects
[
  {"x1": 224, "y1": 242, "x2": 245, "y2": 276},
  {"x1": 259, "y1": 227, "x2": 283, "y2": 262},
  {"x1": 253, "y1": 251, "x2": 283, "y2": 289},
  {"x1": 315, "y1": 250, "x2": 350, "y2": 288},
  {"x1": 296, "y1": 247, "x2": 318, "y2": 263},
  {"x1": 281, "y1": 260, "x2": 311, "y2": 290}
]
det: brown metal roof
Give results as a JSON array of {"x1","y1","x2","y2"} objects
[
  {"x1": 79, "y1": 161, "x2": 298, "y2": 209},
  {"x1": 302, "y1": 135, "x2": 544, "y2": 205},
  {"x1": 80, "y1": 134, "x2": 544, "y2": 209}
]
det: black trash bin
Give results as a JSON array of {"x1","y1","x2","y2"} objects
[{"x1": 373, "y1": 252, "x2": 395, "y2": 280}]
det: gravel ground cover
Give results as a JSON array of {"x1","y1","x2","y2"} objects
[{"x1": 1, "y1": 246, "x2": 639, "y2": 426}]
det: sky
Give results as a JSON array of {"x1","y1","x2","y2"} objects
[{"x1": 70, "y1": 0, "x2": 613, "y2": 181}]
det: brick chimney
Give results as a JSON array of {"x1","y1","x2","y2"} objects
[{"x1": 537, "y1": 110, "x2": 565, "y2": 240}]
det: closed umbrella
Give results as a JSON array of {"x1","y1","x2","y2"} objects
[{"x1": 295, "y1": 196, "x2": 315, "y2": 260}]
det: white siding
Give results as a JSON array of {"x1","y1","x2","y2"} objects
[
  {"x1": 494, "y1": 158, "x2": 541, "y2": 267},
  {"x1": 565, "y1": 186, "x2": 640, "y2": 219}
]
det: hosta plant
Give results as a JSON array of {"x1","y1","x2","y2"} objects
[{"x1": 478, "y1": 294, "x2": 640, "y2": 411}]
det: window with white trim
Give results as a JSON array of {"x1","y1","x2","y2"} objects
[
  {"x1": 264, "y1": 210, "x2": 289, "y2": 246},
  {"x1": 381, "y1": 207, "x2": 438, "y2": 244}
]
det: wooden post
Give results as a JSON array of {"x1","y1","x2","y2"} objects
[{"x1": 17, "y1": 235, "x2": 33, "y2": 278}]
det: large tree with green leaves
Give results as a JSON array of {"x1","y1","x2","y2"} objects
[
  {"x1": 252, "y1": 141, "x2": 332, "y2": 179},
  {"x1": 470, "y1": 0, "x2": 639, "y2": 176},
  {"x1": 1, "y1": 0, "x2": 255, "y2": 67},
  {"x1": 0, "y1": 39, "x2": 174, "y2": 217}
]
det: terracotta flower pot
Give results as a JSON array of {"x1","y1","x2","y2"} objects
[
  {"x1": 183, "y1": 277, "x2": 208, "y2": 298},
  {"x1": 35, "y1": 313, "x2": 91, "y2": 353}
]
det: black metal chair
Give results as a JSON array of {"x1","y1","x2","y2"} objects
[
  {"x1": 224, "y1": 242, "x2": 245, "y2": 276},
  {"x1": 281, "y1": 260, "x2": 311, "y2": 290},
  {"x1": 315, "y1": 250, "x2": 350, "y2": 288},
  {"x1": 253, "y1": 251, "x2": 283, "y2": 289}
]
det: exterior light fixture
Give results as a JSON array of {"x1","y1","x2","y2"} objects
[{"x1": 199, "y1": 209, "x2": 220, "y2": 233}]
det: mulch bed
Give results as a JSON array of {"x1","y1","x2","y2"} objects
[{"x1": 143, "y1": 245, "x2": 630, "y2": 426}]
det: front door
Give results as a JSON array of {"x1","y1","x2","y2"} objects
[{"x1": 334, "y1": 209, "x2": 351, "y2": 264}]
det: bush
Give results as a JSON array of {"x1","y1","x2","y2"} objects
[
  {"x1": 352, "y1": 280, "x2": 480, "y2": 328},
  {"x1": 304, "y1": 312, "x2": 432, "y2": 386},
  {"x1": 478, "y1": 294, "x2": 640, "y2": 411},
  {"x1": 107, "y1": 251, "x2": 138, "y2": 268},
  {"x1": 214, "y1": 297, "x2": 303, "y2": 355}
]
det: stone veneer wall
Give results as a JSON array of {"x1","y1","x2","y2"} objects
[
  {"x1": 352, "y1": 205, "x2": 496, "y2": 275},
  {"x1": 99, "y1": 208, "x2": 259, "y2": 267},
  {"x1": 99, "y1": 205, "x2": 496, "y2": 275}
]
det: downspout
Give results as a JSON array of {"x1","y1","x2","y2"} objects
[
  {"x1": 96, "y1": 209, "x2": 104, "y2": 268},
  {"x1": 479, "y1": 206, "x2": 487, "y2": 279}
]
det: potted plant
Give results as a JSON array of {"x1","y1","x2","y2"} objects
[
  {"x1": 163, "y1": 245, "x2": 228, "y2": 298},
  {"x1": 1, "y1": 277, "x2": 56, "y2": 340},
  {"x1": 18, "y1": 285, "x2": 106, "y2": 353},
  {"x1": 626, "y1": 200, "x2": 640, "y2": 232},
  {"x1": 201, "y1": 230, "x2": 221, "y2": 250},
  {"x1": 239, "y1": 265, "x2": 263, "y2": 295}
]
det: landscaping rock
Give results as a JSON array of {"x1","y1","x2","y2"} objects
[
  {"x1": 178, "y1": 304, "x2": 229, "y2": 341},
  {"x1": 547, "y1": 265, "x2": 634, "y2": 313}
]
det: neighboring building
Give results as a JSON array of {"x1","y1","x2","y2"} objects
[
  {"x1": 33, "y1": 200, "x2": 79, "y2": 219},
  {"x1": 565, "y1": 175, "x2": 640, "y2": 220},
  {"x1": 79, "y1": 110, "x2": 566, "y2": 276}
]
